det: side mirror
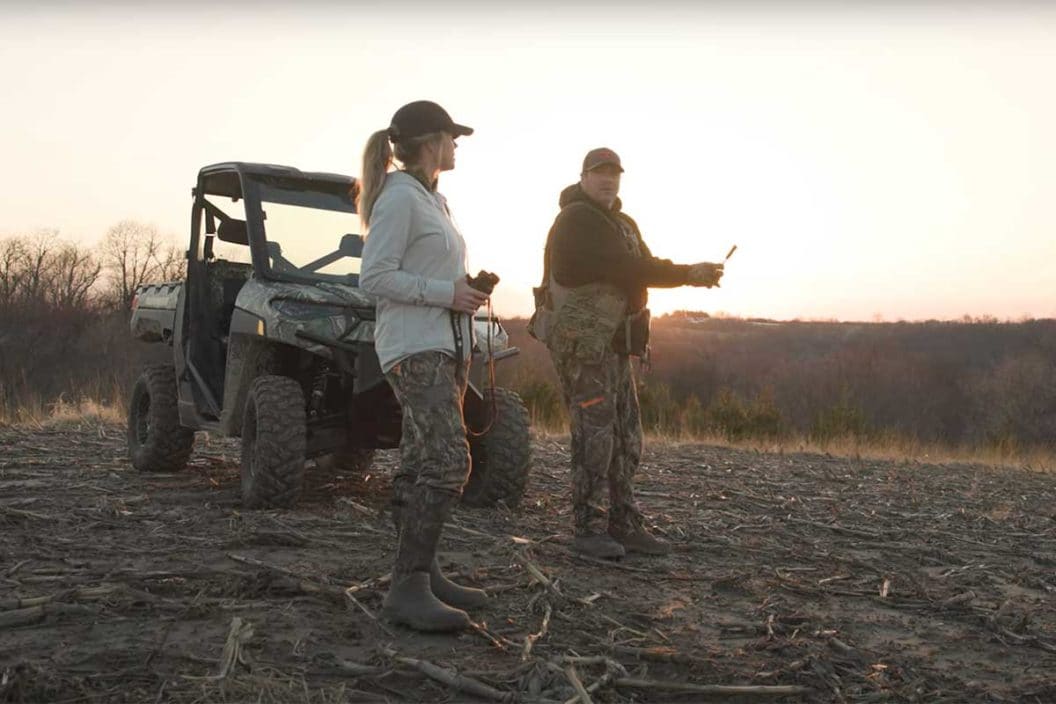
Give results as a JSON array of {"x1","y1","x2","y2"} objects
[{"x1": 340, "y1": 234, "x2": 364, "y2": 258}]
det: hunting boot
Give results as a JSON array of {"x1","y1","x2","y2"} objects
[
  {"x1": 609, "y1": 528, "x2": 670, "y2": 555},
  {"x1": 609, "y1": 507, "x2": 671, "y2": 556},
  {"x1": 382, "y1": 487, "x2": 471, "y2": 632},
  {"x1": 390, "y1": 486, "x2": 486, "y2": 610},
  {"x1": 573, "y1": 532, "x2": 626, "y2": 559},
  {"x1": 572, "y1": 506, "x2": 625, "y2": 558}
]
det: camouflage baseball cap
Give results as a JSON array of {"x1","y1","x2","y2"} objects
[{"x1": 582, "y1": 147, "x2": 624, "y2": 173}]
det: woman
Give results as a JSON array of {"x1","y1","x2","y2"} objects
[{"x1": 357, "y1": 100, "x2": 489, "y2": 632}]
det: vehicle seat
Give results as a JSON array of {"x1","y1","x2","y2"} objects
[{"x1": 207, "y1": 260, "x2": 253, "y2": 341}]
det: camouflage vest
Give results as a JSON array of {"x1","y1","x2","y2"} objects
[
  {"x1": 543, "y1": 211, "x2": 641, "y2": 362},
  {"x1": 546, "y1": 277, "x2": 627, "y2": 362},
  {"x1": 529, "y1": 202, "x2": 649, "y2": 361}
]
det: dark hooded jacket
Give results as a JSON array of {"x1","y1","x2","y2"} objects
[{"x1": 544, "y1": 183, "x2": 690, "y2": 313}]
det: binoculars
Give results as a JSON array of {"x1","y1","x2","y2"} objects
[{"x1": 466, "y1": 270, "x2": 500, "y2": 295}]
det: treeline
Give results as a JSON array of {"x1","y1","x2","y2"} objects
[
  {"x1": 2, "y1": 230, "x2": 1053, "y2": 459},
  {"x1": 497, "y1": 315, "x2": 1056, "y2": 453},
  {"x1": 0, "y1": 222, "x2": 181, "y2": 418}
]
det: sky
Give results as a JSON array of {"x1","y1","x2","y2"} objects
[{"x1": 1, "y1": 1, "x2": 1054, "y2": 322}]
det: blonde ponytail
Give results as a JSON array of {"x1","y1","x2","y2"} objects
[
  {"x1": 358, "y1": 129, "x2": 393, "y2": 230},
  {"x1": 357, "y1": 129, "x2": 447, "y2": 229}
]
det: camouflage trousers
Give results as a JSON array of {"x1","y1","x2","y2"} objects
[
  {"x1": 385, "y1": 351, "x2": 472, "y2": 512},
  {"x1": 552, "y1": 347, "x2": 644, "y2": 536}
]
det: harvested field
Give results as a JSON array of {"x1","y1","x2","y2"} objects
[{"x1": 1, "y1": 421, "x2": 1054, "y2": 703}]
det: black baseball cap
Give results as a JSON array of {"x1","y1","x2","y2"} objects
[
  {"x1": 582, "y1": 147, "x2": 624, "y2": 173},
  {"x1": 388, "y1": 100, "x2": 474, "y2": 143}
]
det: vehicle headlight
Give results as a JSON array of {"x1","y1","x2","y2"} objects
[{"x1": 473, "y1": 318, "x2": 509, "y2": 353}]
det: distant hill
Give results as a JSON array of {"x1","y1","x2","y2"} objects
[{"x1": 497, "y1": 315, "x2": 1056, "y2": 451}]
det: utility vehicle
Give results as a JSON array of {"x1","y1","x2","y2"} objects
[{"x1": 128, "y1": 162, "x2": 531, "y2": 509}]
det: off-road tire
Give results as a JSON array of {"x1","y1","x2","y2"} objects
[
  {"x1": 241, "y1": 375, "x2": 306, "y2": 509},
  {"x1": 128, "y1": 365, "x2": 194, "y2": 472},
  {"x1": 462, "y1": 388, "x2": 532, "y2": 508}
]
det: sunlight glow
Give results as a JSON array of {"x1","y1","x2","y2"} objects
[{"x1": 1, "y1": 4, "x2": 1053, "y2": 321}]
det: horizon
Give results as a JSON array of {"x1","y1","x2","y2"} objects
[
  {"x1": 1, "y1": 2, "x2": 1054, "y2": 322},
  {"x1": 505, "y1": 309, "x2": 1056, "y2": 325}
]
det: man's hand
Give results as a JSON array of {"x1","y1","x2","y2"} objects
[
  {"x1": 452, "y1": 278, "x2": 489, "y2": 314},
  {"x1": 687, "y1": 262, "x2": 725, "y2": 288}
]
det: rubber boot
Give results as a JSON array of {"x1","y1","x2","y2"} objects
[
  {"x1": 382, "y1": 487, "x2": 471, "y2": 632},
  {"x1": 391, "y1": 483, "x2": 486, "y2": 610},
  {"x1": 430, "y1": 560, "x2": 487, "y2": 610},
  {"x1": 388, "y1": 476, "x2": 412, "y2": 533}
]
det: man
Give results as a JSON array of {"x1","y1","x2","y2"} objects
[{"x1": 533, "y1": 147, "x2": 724, "y2": 559}]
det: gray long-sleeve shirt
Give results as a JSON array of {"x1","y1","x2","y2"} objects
[{"x1": 359, "y1": 171, "x2": 473, "y2": 373}]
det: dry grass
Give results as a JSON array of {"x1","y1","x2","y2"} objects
[
  {"x1": 4, "y1": 392, "x2": 1052, "y2": 474},
  {"x1": 655, "y1": 429, "x2": 1056, "y2": 474},
  {"x1": 532, "y1": 425, "x2": 1056, "y2": 474},
  {"x1": 0, "y1": 395, "x2": 124, "y2": 428},
  {"x1": 46, "y1": 397, "x2": 124, "y2": 426}
]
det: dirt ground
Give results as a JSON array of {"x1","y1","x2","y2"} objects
[{"x1": 1, "y1": 420, "x2": 1054, "y2": 704}]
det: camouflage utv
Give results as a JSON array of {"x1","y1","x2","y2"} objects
[{"x1": 128, "y1": 162, "x2": 531, "y2": 509}]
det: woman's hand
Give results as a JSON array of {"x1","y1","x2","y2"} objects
[{"x1": 452, "y1": 277, "x2": 489, "y2": 314}]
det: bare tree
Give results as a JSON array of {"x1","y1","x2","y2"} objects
[
  {"x1": 0, "y1": 231, "x2": 80, "y2": 310},
  {"x1": 46, "y1": 242, "x2": 101, "y2": 310},
  {"x1": 0, "y1": 237, "x2": 28, "y2": 307},
  {"x1": 98, "y1": 220, "x2": 183, "y2": 308},
  {"x1": 156, "y1": 240, "x2": 187, "y2": 282},
  {"x1": 19, "y1": 231, "x2": 57, "y2": 306}
]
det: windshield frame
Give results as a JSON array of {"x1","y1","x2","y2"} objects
[{"x1": 241, "y1": 173, "x2": 362, "y2": 286}]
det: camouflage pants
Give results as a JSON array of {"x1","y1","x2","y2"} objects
[
  {"x1": 385, "y1": 351, "x2": 472, "y2": 512},
  {"x1": 552, "y1": 347, "x2": 644, "y2": 536}
]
